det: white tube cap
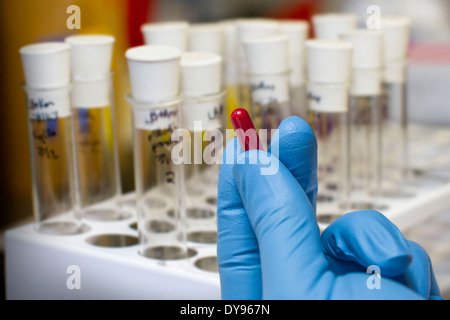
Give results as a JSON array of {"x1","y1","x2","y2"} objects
[
  {"x1": 19, "y1": 42, "x2": 71, "y2": 89},
  {"x1": 279, "y1": 20, "x2": 309, "y2": 86},
  {"x1": 279, "y1": 20, "x2": 309, "y2": 56},
  {"x1": 65, "y1": 34, "x2": 115, "y2": 78},
  {"x1": 340, "y1": 30, "x2": 383, "y2": 96},
  {"x1": 381, "y1": 16, "x2": 411, "y2": 83},
  {"x1": 126, "y1": 45, "x2": 181, "y2": 102},
  {"x1": 220, "y1": 20, "x2": 239, "y2": 84},
  {"x1": 381, "y1": 16, "x2": 411, "y2": 63},
  {"x1": 180, "y1": 52, "x2": 222, "y2": 96},
  {"x1": 188, "y1": 23, "x2": 224, "y2": 56},
  {"x1": 243, "y1": 35, "x2": 289, "y2": 75},
  {"x1": 236, "y1": 18, "x2": 280, "y2": 39},
  {"x1": 306, "y1": 40, "x2": 353, "y2": 112},
  {"x1": 340, "y1": 29, "x2": 383, "y2": 69},
  {"x1": 236, "y1": 18, "x2": 280, "y2": 74},
  {"x1": 141, "y1": 21, "x2": 189, "y2": 52},
  {"x1": 312, "y1": 13, "x2": 358, "y2": 41},
  {"x1": 306, "y1": 39, "x2": 353, "y2": 83}
]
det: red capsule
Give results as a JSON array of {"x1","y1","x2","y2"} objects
[{"x1": 230, "y1": 108, "x2": 262, "y2": 151}]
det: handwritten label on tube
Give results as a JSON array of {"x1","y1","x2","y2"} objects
[
  {"x1": 249, "y1": 74, "x2": 289, "y2": 105},
  {"x1": 134, "y1": 107, "x2": 179, "y2": 131},
  {"x1": 27, "y1": 89, "x2": 71, "y2": 120}
]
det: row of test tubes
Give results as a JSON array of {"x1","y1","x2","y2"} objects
[
  {"x1": 20, "y1": 36, "x2": 122, "y2": 236},
  {"x1": 139, "y1": 15, "x2": 412, "y2": 221},
  {"x1": 19, "y1": 33, "x2": 227, "y2": 262},
  {"x1": 19, "y1": 12, "x2": 413, "y2": 263}
]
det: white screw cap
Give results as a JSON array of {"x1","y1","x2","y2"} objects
[
  {"x1": 141, "y1": 21, "x2": 189, "y2": 52},
  {"x1": 126, "y1": 45, "x2": 181, "y2": 102},
  {"x1": 19, "y1": 42, "x2": 71, "y2": 89},
  {"x1": 180, "y1": 52, "x2": 222, "y2": 97},
  {"x1": 65, "y1": 34, "x2": 115, "y2": 78},
  {"x1": 243, "y1": 35, "x2": 290, "y2": 75},
  {"x1": 312, "y1": 13, "x2": 357, "y2": 41}
]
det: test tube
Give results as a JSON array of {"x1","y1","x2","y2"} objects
[
  {"x1": 188, "y1": 23, "x2": 225, "y2": 116},
  {"x1": 236, "y1": 19, "x2": 280, "y2": 112},
  {"x1": 179, "y1": 51, "x2": 224, "y2": 244},
  {"x1": 312, "y1": 13, "x2": 357, "y2": 41},
  {"x1": 306, "y1": 40, "x2": 353, "y2": 212},
  {"x1": 20, "y1": 42, "x2": 82, "y2": 235},
  {"x1": 279, "y1": 20, "x2": 310, "y2": 120},
  {"x1": 65, "y1": 35, "x2": 123, "y2": 221},
  {"x1": 380, "y1": 16, "x2": 412, "y2": 197},
  {"x1": 242, "y1": 35, "x2": 290, "y2": 145},
  {"x1": 220, "y1": 20, "x2": 240, "y2": 131},
  {"x1": 126, "y1": 45, "x2": 188, "y2": 261},
  {"x1": 340, "y1": 30, "x2": 384, "y2": 209},
  {"x1": 141, "y1": 21, "x2": 189, "y2": 52}
]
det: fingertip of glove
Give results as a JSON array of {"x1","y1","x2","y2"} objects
[
  {"x1": 322, "y1": 210, "x2": 413, "y2": 277},
  {"x1": 279, "y1": 116, "x2": 313, "y2": 134},
  {"x1": 270, "y1": 116, "x2": 317, "y2": 156}
]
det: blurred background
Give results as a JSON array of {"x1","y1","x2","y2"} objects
[{"x1": 0, "y1": 0, "x2": 449, "y2": 299}]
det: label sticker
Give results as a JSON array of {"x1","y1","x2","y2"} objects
[
  {"x1": 249, "y1": 74, "x2": 289, "y2": 105},
  {"x1": 27, "y1": 88, "x2": 71, "y2": 120},
  {"x1": 134, "y1": 106, "x2": 179, "y2": 131}
]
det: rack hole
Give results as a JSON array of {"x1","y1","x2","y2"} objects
[
  {"x1": 194, "y1": 256, "x2": 219, "y2": 273},
  {"x1": 146, "y1": 220, "x2": 175, "y2": 233},
  {"x1": 86, "y1": 234, "x2": 138, "y2": 248},
  {"x1": 141, "y1": 246, "x2": 197, "y2": 260},
  {"x1": 188, "y1": 231, "x2": 217, "y2": 244}
]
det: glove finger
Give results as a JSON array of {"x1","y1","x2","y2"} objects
[
  {"x1": 391, "y1": 241, "x2": 443, "y2": 300},
  {"x1": 216, "y1": 137, "x2": 262, "y2": 299},
  {"x1": 268, "y1": 116, "x2": 318, "y2": 211},
  {"x1": 321, "y1": 210, "x2": 412, "y2": 277},
  {"x1": 233, "y1": 150, "x2": 329, "y2": 299}
]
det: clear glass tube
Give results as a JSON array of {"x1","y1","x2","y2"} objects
[
  {"x1": 349, "y1": 94, "x2": 382, "y2": 209},
  {"x1": 71, "y1": 73, "x2": 123, "y2": 221},
  {"x1": 24, "y1": 84, "x2": 82, "y2": 235},
  {"x1": 381, "y1": 75, "x2": 411, "y2": 197},
  {"x1": 308, "y1": 83, "x2": 350, "y2": 214},
  {"x1": 248, "y1": 71, "x2": 291, "y2": 145},
  {"x1": 225, "y1": 84, "x2": 240, "y2": 131},
  {"x1": 181, "y1": 91, "x2": 225, "y2": 245},
  {"x1": 290, "y1": 83, "x2": 308, "y2": 120},
  {"x1": 128, "y1": 96, "x2": 188, "y2": 261}
]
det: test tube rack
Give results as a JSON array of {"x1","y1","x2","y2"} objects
[
  {"x1": 316, "y1": 123, "x2": 450, "y2": 231},
  {"x1": 5, "y1": 123, "x2": 450, "y2": 300},
  {"x1": 5, "y1": 192, "x2": 221, "y2": 300}
]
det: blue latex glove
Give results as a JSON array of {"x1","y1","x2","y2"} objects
[{"x1": 217, "y1": 116, "x2": 443, "y2": 300}]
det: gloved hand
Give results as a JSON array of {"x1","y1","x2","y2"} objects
[{"x1": 217, "y1": 116, "x2": 443, "y2": 300}]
